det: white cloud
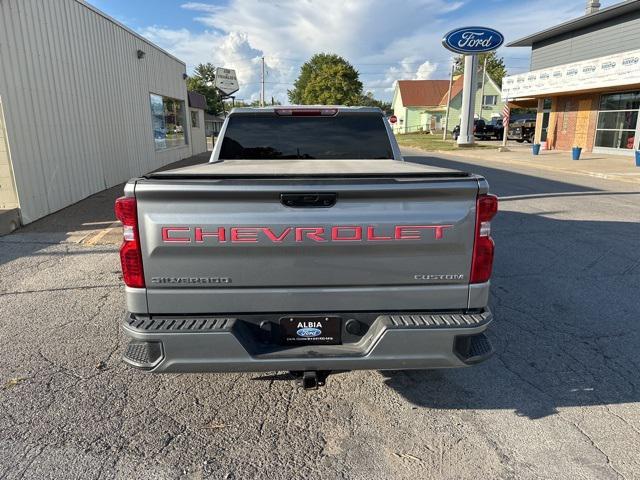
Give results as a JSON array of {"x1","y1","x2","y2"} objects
[{"x1": 137, "y1": 0, "x2": 588, "y2": 103}]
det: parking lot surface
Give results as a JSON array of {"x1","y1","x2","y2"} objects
[{"x1": 1, "y1": 150, "x2": 639, "y2": 479}]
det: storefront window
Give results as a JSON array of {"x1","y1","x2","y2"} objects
[
  {"x1": 540, "y1": 98, "x2": 551, "y2": 142},
  {"x1": 150, "y1": 94, "x2": 187, "y2": 150},
  {"x1": 599, "y1": 92, "x2": 640, "y2": 111},
  {"x1": 595, "y1": 92, "x2": 640, "y2": 150},
  {"x1": 595, "y1": 91, "x2": 639, "y2": 150}
]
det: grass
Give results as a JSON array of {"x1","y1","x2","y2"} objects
[{"x1": 395, "y1": 133, "x2": 497, "y2": 152}]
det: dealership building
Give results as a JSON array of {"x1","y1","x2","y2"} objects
[
  {"x1": 502, "y1": 0, "x2": 640, "y2": 156},
  {"x1": 0, "y1": 0, "x2": 208, "y2": 231}
]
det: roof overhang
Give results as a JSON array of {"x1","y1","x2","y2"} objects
[
  {"x1": 502, "y1": 48, "x2": 640, "y2": 99},
  {"x1": 507, "y1": 0, "x2": 640, "y2": 47}
]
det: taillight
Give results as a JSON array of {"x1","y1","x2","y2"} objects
[
  {"x1": 470, "y1": 194, "x2": 498, "y2": 284},
  {"x1": 115, "y1": 196, "x2": 145, "y2": 288}
]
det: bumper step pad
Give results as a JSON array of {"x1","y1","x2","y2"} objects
[
  {"x1": 454, "y1": 332, "x2": 494, "y2": 364},
  {"x1": 123, "y1": 341, "x2": 163, "y2": 369},
  {"x1": 383, "y1": 311, "x2": 491, "y2": 328},
  {"x1": 125, "y1": 315, "x2": 235, "y2": 333}
]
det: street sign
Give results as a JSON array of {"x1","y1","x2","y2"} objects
[
  {"x1": 389, "y1": 115, "x2": 397, "y2": 124},
  {"x1": 214, "y1": 67, "x2": 239, "y2": 96},
  {"x1": 442, "y1": 27, "x2": 504, "y2": 54}
]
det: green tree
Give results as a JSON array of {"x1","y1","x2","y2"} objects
[
  {"x1": 358, "y1": 91, "x2": 392, "y2": 113},
  {"x1": 186, "y1": 63, "x2": 224, "y2": 115},
  {"x1": 454, "y1": 52, "x2": 507, "y2": 87},
  {"x1": 288, "y1": 54, "x2": 363, "y2": 105},
  {"x1": 232, "y1": 98, "x2": 281, "y2": 107}
]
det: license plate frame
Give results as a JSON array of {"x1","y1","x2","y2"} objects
[{"x1": 279, "y1": 316, "x2": 342, "y2": 345}]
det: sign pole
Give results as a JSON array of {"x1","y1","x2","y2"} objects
[
  {"x1": 260, "y1": 57, "x2": 265, "y2": 107},
  {"x1": 441, "y1": 26, "x2": 504, "y2": 147},
  {"x1": 442, "y1": 63, "x2": 455, "y2": 141},
  {"x1": 479, "y1": 56, "x2": 487, "y2": 119},
  {"x1": 457, "y1": 54, "x2": 478, "y2": 146}
]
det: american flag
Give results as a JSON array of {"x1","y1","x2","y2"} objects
[{"x1": 502, "y1": 102, "x2": 510, "y2": 126}]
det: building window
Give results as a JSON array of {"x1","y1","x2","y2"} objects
[
  {"x1": 150, "y1": 94, "x2": 187, "y2": 150},
  {"x1": 540, "y1": 98, "x2": 552, "y2": 142},
  {"x1": 191, "y1": 110, "x2": 199, "y2": 128},
  {"x1": 595, "y1": 91, "x2": 640, "y2": 150},
  {"x1": 483, "y1": 95, "x2": 497, "y2": 106}
]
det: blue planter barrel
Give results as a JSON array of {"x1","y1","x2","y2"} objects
[
  {"x1": 532, "y1": 144, "x2": 541, "y2": 155},
  {"x1": 572, "y1": 147, "x2": 582, "y2": 160},
  {"x1": 636, "y1": 150, "x2": 640, "y2": 167}
]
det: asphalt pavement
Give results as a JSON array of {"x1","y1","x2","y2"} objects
[{"x1": 1, "y1": 149, "x2": 639, "y2": 479}]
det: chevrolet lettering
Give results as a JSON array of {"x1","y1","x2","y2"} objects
[
  {"x1": 116, "y1": 106, "x2": 498, "y2": 389},
  {"x1": 160, "y1": 224, "x2": 453, "y2": 244}
]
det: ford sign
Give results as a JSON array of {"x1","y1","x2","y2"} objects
[
  {"x1": 297, "y1": 327, "x2": 322, "y2": 338},
  {"x1": 442, "y1": 27, "x2": 504, "y2": 54}
]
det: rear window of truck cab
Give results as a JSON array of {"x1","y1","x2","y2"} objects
[{"x1": 218, "y1": 112, "x2": 394, "y2": 160}]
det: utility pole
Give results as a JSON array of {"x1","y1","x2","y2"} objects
[
  {"x1": 260, "y1": 56, "x2": 265, "y2": 107},
  {"x1": 479, "y1": 57, "x2": 487, "y2": 120},
  {"x1": 442, "y1": 63, "x2": 455, "y2": 140}
]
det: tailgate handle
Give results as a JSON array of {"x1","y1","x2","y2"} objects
[{"x1": 281, "y1": 193, "x2": 336, "y2": 208}]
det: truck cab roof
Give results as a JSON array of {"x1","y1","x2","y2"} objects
[{"x1": 227, "y1": 106, "x2": 384, "y2": 115}]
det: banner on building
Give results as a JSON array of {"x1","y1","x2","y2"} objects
[{"x1": 502, "y1": 49, "x2": 640, "y2": 100}]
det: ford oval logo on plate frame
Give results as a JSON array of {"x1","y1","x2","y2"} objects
[
  {"x1": 297, "y1": 327, "x2": 322, "y2": 338},
  {"x1": 442, "y1": 26, "x2": 504, "y2": 54}
]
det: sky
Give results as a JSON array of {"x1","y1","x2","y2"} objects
[{"x1": 90, "y1": 0, "x2": 620, "y2": 103}]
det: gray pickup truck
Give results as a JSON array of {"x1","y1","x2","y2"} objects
[{"x1": 116, "y1": 106, "x2": 497, "y2": 389}]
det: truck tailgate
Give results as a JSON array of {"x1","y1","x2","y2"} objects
[{"x1": 134, "y1": 176, "x2": 479, "y2": 314}]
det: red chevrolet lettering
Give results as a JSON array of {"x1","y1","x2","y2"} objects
[
  {"x1": 367, "y1": 226, "x2": 392, "y2": 241},
  {"x1": 231, "y1": 227, "x2": 259, "y2": 242},
  {"x1": 295, "y1": 227, "x2": 326, "y2": 242},
  {"x1": 331, "y1": 226, "x2": 362, "y2": 241},
  {"x1": 195, "y1": 227, "x2": 226, "y2": 243},
  {"x1": 395, "y1": 225, "x2": 453, "y2": 240},
  {"x1": 160, "y1": 224, "x2": 453, "y2": 243},
  {"x1": 262, "y1": 227, "x2": 292, "y2": 242},
  {"x1": 161, "y1": 227, "x2": 191, "y2": 243}
]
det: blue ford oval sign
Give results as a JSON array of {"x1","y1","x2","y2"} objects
[
  {"x1": 297, "y1": 327, "x2": 322, "y2": 338},
  {"x1": 442, "y1": 27, "x2": 504, "y2": 54}
]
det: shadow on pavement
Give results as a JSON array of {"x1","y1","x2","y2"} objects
[
  {"x1": 383, "y1": 207, "x2": 640, "y2": 419},
  {"x1": 387, "y1": 152, "x2": 640, "y2": 420}
]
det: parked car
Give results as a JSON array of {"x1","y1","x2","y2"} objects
[
  {"x1": 115, "y1": 106, "x2": 498, "y2": 389},
  {"x1": 484, "y1": 118, "x2": 504, "y2": 140},
  {"x1": 452, "y1": 118, "x2": 503, "y2": 140},
  {"x1": 508, "y1": 117, "x2": 536, "y2": 143}
]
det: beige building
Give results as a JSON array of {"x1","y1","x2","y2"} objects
[
  {"x1": 0, "y1": 0, "x2": 198, "y2": 230},
  {"x1": 503, "y1": 0, "x2": 640, "y2": 156}
]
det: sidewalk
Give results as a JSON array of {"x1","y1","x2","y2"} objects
[{"x1": 443, "y1": 144, "x2": 640, "y2": 185}]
